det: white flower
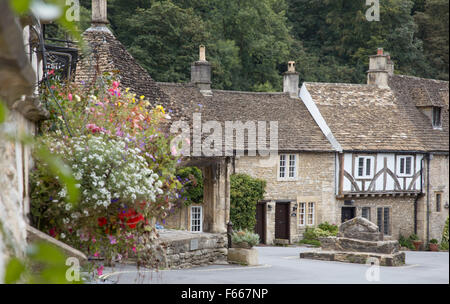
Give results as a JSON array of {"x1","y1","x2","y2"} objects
[
  {"x1": 60, "y1": 233, "x2": 66, "y2": 239},
  {"x1": 65, "y1": 203, "x2": 72, "y2": 211}
]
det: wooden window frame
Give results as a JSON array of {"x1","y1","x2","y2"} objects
[
  {"x1": 432, "y1": 107, "x2": 442, "y2": 128},
  {"x1": 307, "y1": 202, "x2": 315, "y2": 226},
  {"x1": 298, "y1": 202, "x2": 306, "y2": 226},
  {"x1": 278, "y1": 154, "x2": 297, "y2": 181},
  {"x1": 190, "y1": 206, "x2": 203, "y2": 232},
  {"x1": 355, "y1": 156, "x2": 375, "y2": 179},
  {"x1": 396, "y1": 155, "x2": 414, "y2": 177}
]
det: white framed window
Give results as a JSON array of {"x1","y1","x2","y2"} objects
[
  {"x1": 298, "y1": 202, "x2": 306, "y2": 226},
  {"x1": 396, "y1": 155, "x2": 413, "y2": 177},
  {"x1": 190, "y1": 206, "x2": 202, "y2": 232},
  {"x1": 279, "y1": 154, "x2": 297, "y2": 180},
  {"x1": 355, "y1": 156, "x2": 375, "y2": 179},
  {"x1": 307, "y1": 202, "x2": 315, "y2": 226}
]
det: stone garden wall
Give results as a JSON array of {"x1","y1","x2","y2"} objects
[{"x1": 155, "y1": 230, "x2": 228, "y2": 269}]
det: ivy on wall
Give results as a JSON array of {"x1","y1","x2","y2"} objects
[{"x1": 230, "y1": 174, "x2": 266, "y2": 231}]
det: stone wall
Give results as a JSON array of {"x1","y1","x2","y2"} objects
[
  {"x1": 155, "y1": 231, "x2": 227, "y2": 269},
  {"x1": 0, "y1": 110, "x2": 36, "y2": 282},
  {"x1": 234, "y1": 152, "x2": 337, "y2": 244},
  {"x1": 336, "y1": 196, "x2": 416, "y2": 240},
  {"x1": 417, "y1": 154, "x2": 450, "y2": 242}
]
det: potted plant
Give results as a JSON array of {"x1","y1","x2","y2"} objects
[
  {"x1": 231, "y1": 230, "x2": 260, "y2": 249},
  {"x1": 409, "y1": 234, "x2": 422, "y2": 251},
  {"x1": 429, "y1": 239, "x2": 440, "y2": 252}
]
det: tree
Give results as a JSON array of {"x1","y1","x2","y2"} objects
[
  {"x1": 415, "y1": 0, "x2": 449, "y2": 80},
  {"x1": 114, "y1": 1, "x2": 209, "y2": 83}
]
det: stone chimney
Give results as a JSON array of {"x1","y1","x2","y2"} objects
[
  {"x1": 386, "y1": 53, "x2": 395, "y2": 76},
  {"x1": 283, "y1": 61, "x2": 299, "y2": 98},
  {"x1": 367, "y1": 48, "x2": 390, "y2": 88},
  {"x1": 91, "y1": 0, "x2": 108, "y2": 27},
  {"x1": 191, "y1": 45, "x2": 212, "y2": 96}
]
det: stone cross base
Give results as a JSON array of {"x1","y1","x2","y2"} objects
[{"x1": 300, "y1": 250, "x2": 405, "y2": 267}]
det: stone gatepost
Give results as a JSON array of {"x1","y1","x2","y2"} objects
[
  {"x1": 202, "y1": 158, "x2": 231, "y2": 233},
  {"x1": 266, "y1": 201, "x2": 276, "y2": 245}
]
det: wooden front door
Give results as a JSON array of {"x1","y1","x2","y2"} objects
[
  {"x1": 275, "y1": 203, "x2": 290, "y2": 240},
  {"x1": 255, "y1": 203, "x2": 266, "y2": 244}
]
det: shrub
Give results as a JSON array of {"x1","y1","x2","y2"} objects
[
  {"x1": 231, "y1": 230, "x2": 260, "y2": 248},
  {"x1": 399, "y1": 234, "x2": 414, "y2": 250},
  {"x1": 441, "y1": 217, "x2": 449, "y2": 251},
  {"x1": 176, "y1": 166, "x2": 203, "y2": 206},
  {"x1": 429, "y1": 238, "x2": 439, "y2": 244},
  {"x1": 303, "y1": 223, "x2": 338, "y2": 242},
  {"x1": 318, "y1": 222, "x2": 338, "y2": 234},
  {"x1": 230, "y1": 174, "x2": 266, "y2": 231},
  {"x1": 408, "y1": 234, "x2": 420, "y2": 241}
]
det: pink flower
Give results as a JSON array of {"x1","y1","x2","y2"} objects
[
  {"x1": 97, "y1": 265, "x2": 104, "y2": 276},
  {"x1": 94, "y1": 252, "x2": 99, "y2": 257},
  {"x1": 112, "y1": 81, "x2": 120, "y2": 89},
  {"x1": 132, "y1": 247, "x2": 136, "y2": 253},
  {"x1": 171, "y1": 145, "x2": 178, "y2": 156},
  {"x1": 68, "y1": 93, "x2": 73, "y2": 101},
  {"x1": 86, "y1": 123, "x2": 101, "y2": 134}
]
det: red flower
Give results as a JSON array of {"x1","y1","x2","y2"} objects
[
  {"x1": 126, "y1": 214, "x2": 144, "y2": 229},
  {"x1": 98, "y1": 217, "x2": 107, "y2": 227}
]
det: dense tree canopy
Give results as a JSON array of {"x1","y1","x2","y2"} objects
[{"x1": 75, "y1": 0, "x2": 448, "y2": 91}]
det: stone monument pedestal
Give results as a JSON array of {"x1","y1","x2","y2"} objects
[{"x1": 300, "y1": 217, "x2": 405, "y2": 266}]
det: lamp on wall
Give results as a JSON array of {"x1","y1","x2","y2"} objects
[
  {"x1": 445, "y1": 202, "x2": 449, "y2": 209},
  {"x1": 293, "y1": 205, "x2": 297, "y2": 212},
  {"x1": 267, "y1": 205, "x2": 273, "y2": 211}
]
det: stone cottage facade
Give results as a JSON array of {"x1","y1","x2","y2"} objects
[{"x1": 0, "y1": 2, "x2": 48, "y2": 282}]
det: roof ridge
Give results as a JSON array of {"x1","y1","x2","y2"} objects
[{"x1": 212, "y1": 89, "x2": 290, "y2": 96}]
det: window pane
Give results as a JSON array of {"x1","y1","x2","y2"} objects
[
  {"x1": 299, "y1": 203, "x2": 305, "y2": 226},
  {"x1": 437, "y1": 194, "x2": 441, "y2": 212},
  {"x1": 279, "y1": 155, "x2": 286, "y2": 178},
  {"x1": 405, "y1": 157, "x2": 411, "y2": 175},
  {"x1": 377, "y1": 208, "x2": 383, "y2": 232},
  {"x1": 362, "y1": 207, "x2": 370, "y2": 220},
  {"x1": 400, "y1": 158, "x2": 405, "y2": 174},
  {"x1": 358, "y1": 158, "x2": 364, "y2": 176},
  {"x1": 383, "y1": 208, "x2": 390, "y2": 235},
  {"x1": 366, "y1": 158, "x2": 371, "y2": 176},
  {"x1": 289, "y1": 155, "x2": 296, "y2": 178}
]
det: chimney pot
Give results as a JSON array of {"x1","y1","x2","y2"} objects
[
  {"x1": 199, "y1": 45, "x2": 206, "y2": 61},
  {"x1": 283, "y1": 61, "x2": 299, "y2": 98},
  {"x1": 377, "y1": 48, "x2": 384, "y2": 56},
  {"x1": 288, "y1": 61, "x2": 296, "y2": 72}
]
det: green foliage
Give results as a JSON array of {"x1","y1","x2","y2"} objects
[
  {"x1": 230, "y1": 174, "x2": 266, "y2": 231},
  {"x1": 302, "y1": 223, "x2": 338, "y2": 244},
  {"x1": 231, "y1": 230, "x2": 260, "y2": 248},
  {"x1": 441, "y1": 217, "x2": 449, "y2": 250},
  {"x1": 429, "y1": 238, "x2": 439, "y2": 244},
  {"x1": 176, "y1": 167, "x2": 203, "y2": 206},
  {"x1": 0, "y1": 100, "x2": 7, "y2": 123},
  {"x1": 4, "y1": 242, "x2": 82, "y2": 284},
  {"x1": 399, "y1": 234, "x2": 415, "y2": 249},
  {"x1": 318, "y1": 222, "x2": 339, "y2": 235}
]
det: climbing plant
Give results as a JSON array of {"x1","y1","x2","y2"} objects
[
  {"x1": 230, "y1": 174, "x2": 266, "y2": 231},
  {"x1": 441, "y1": 217, "x2": 449, "y2": 251}
]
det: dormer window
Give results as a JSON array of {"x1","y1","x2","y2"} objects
[{"x1": 432, "y1": 107, "x2": 442, "y2": 128}]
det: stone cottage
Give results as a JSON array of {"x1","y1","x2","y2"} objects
[
  {"x1": 300, "y1": 48, "x2": 449, "y2": 242},
  {"x1": 162, "y1": 47, "x2": 448, "y2": 245},
  {"x1": 0, "y1": 2, "x2": 48, "y2": 282}
]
